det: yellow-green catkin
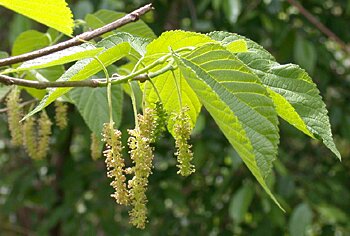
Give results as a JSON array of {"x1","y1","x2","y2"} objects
[
  {"x1": 152, "y1": 101, "x2": 167, "y2": 141},
  {"x1": 173, "y1": 106, "x2": 195, "y2": 176},
  {"x1": 23, "y1": 116, "x2": 37, "y2": 159},
  {"x1": 36, "y1": 110, "x2": 52, "y2": 160},
  {"x1": 102, "y1": 123, "x2": 129, "y2": 206},
  {"x1": 54, "y1": 101, "x2": 68, "y2": 129},
  {"x1": 6, "y1": 87, "x2": 23, "y2": 146},
  {"x1": 90, "y1": 133, "x2": 101, "y2": 160},
  {"x1": 127, "y1": 108, "x2": 156, "y2": 229}
]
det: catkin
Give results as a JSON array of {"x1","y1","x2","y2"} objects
[
  {"x1": 152, "y1": 101, "x2": 167, "y2": 142},
  {"x1": 6, "y1": 87, "x2": 23, "y2": 146},
  {"x1": 23, "y1": 116, "x2": 37, "y2": 159},
  {"x1": 173, "y1": 106, "x2": 195, "y2": 176},
  {"x1": 54, "y1": 101, "x2": 68, "y2": 129},
  {"x1": 127, "y1": 108, "x2": 156, "y2": 229},
  {"x1": 102, "y1": 123, "x2": 129, "y2": 205},
  {"x1": 90, "y1": 133, "x2": 101, "y2": 160},
  {"x1": 36, "y1": 110, "x2": 52, "y2": 160}
]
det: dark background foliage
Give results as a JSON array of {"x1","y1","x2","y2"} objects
[{"x1": 0, "y1": 0, "x2": 349, "y2": 235}]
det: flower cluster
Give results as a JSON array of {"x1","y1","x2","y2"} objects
[
  {"x1": 152, "y1": 101, "x2": 167, "y2": 142},
  {"x1": 23, "y1": 116, "x2": 37, "y2": 158},
  {"x1": 54, "y1": 101, "x2": 68, "y2": 129},
  {"x1": 37, "y1": 111, "x2": 52, "y2": 160},
  {"x1": 5, "y1": 87, "x2": 55, "y2": 160},
  {"x1": 100, "y1": 102, "x2": 193, "y2": 228},
  {"x1": 173, "y1": 106, "x2": 195, "y2": 176},
  {"x1": 90, "y1": 133, "x2": 101, "y2": 160},
  {"x1": 23, "y1": 110, "x2": 52, "y2": 160},
  {"x1": 102, "y1": 122, "x2": 129, "y2": 206},
  {"x1": 6, "y1": 87, "x2": 23, "y2": 146},
  {"x1": 127, "y1": 108, "x2": 157, "y2": 229}
]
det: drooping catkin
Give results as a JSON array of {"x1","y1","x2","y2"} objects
[
  {"x1": 152, "y1": 101, "x2": 167, "y2": 142},
  {"x1": 173, "y1": 106, "x2": 195, "y2": 176},
  {"x1": 127, "y1": 108, "x2": 157, "y2": 229},
  {"x1": 36, "y1": 110, "x2": 52, "y2": 160},
  {"x1": 54, "y1": 101, "x2": 68, "y2": 129},
  {"x1": 102, "y1": 123, "x2": 129, "y2": 205},
  {"x1": 6, "y1": 87, "x2": 23, "y2": 146},
  {"x1": 90, "y1": 133, "x2": 101, "y2": 160},
  {"x1": 23, "y1": 116, "x2": 37, "y2": 159}
]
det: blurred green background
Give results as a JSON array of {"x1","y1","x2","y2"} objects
[{"x1": 1, "y1": 0, "x2": 350, "y2": 235}]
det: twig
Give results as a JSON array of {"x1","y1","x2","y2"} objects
[
  {"x1": 0, "y1": 74, "x2": 150, "y2": 89},
  {"x1": 0, "y1": 53, "x2": 178, "y2": 90},
  {"x1": 0, "y1": 99, "x2": 37, "y2": 113},
  {"x1": 0, "y1": 4, "x2": 154, "y2": 67},
  {"x1": 0, "y1": 74, "x2": 104, "y2": 88},
  {"x1": 286, "y1": 0, "x2": 349, "y2": 52}
]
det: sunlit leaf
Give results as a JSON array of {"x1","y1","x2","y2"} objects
[
  {"x1": 17, "y1": 45, "x2": 103, "y2": 72},
  {"x1": 143, "y1": 30, "x2": 215, "y2": 133},
  {"x1": 175, "y1": 43, "x2": 281, "y2": 208},
  {"x1": 23, "y1": 34, "x2": 134, "y2": 120},
  {"x1": 0, "y1": 0, "x2": 74, "y2": 35},
  {"x1": 210, "y1": 31, "x2": 341, "y2": 160}
]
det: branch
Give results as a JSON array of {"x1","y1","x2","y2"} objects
[
  {"x1": 0, "y1": 53, "x2": 178, "y2": 90},
  {"x1": 0, "y1": 4, "x2": 154, "y2": 67},
  {"x1": 286, "y1": 0, "x2": 349, "y2": 52},
  {"x1": 0, "y1": 74, "x2": 104, "y2": 88},
  {"x1": 0, "y1": 99, "x2": 36, "y2": 113},
  {"x1": 0, "y1": 74, "x2": 150, "y2": 89}
]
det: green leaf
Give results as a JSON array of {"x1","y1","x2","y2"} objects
[
  {"x1": 227, "y1": 39, "x2": 248, "y2": 53},
  {"x1": 289, "y1": 203, "x2": 313, "y2": 236},
  {"x1": 229, "y1": 183, "x2": 255, "y2": 224},
  {"x1": 143, "y1": 30, "x2": 215, "y2": 132},
  {"x1": 12, "y1": 30, "x2": 50, "y2": 57},
  {"x1": 316, "y1": 205, "x2": 348, "y2": 224},
  {"x1": 23, "y1": 34, "x2": 134, "y2": 120},
  {"x1": 85, "y1": 9, "x2": 156, "y2": 39},
  {"x1": 0, "y1": 51, "x2": 9, "y2": 59},
  {"x1": 294, "y1": 35, "x2": 317, "y2": 74},
  {"x1": 23, "y1": 66, "x2": 65, "y2": 99},
  {"x1": 69, "y1": 83, "x2": 123, "y2": 137},
  {"x1": 7, "y1": 45, "x2": 104, "y2": 73},
  {"x1": 175, "y1": 43, "x2": 281, "y2": 208},
  {"x1": 0, "y1": 51, "x2": 9, "y2": 70},
  {"x1": 0, "y1": 85, "x2": 11, "y2": 100},
  {"x1": 0, "y1": 0, "x2": 74, "y2": 35},
  {"x1": 209, "y1": 31, "x2": 341, "y2": 160},
  {"x1": 223, "y1": 0, "x2": 242, "y2": 24},
  {"x1": 9, "y1": 30, "x2": 52, "y2": 97}
]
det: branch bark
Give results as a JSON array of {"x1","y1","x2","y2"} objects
[
  {"x1": 0, "y1": 74, "x2": 103, "y2": 88},
  {"x1": 0, "y1": 3, "x2": 154, "y2": 67},
  {"x1": 0, "y1": 74, "x2": 149, "y2": 89},
  {"x1": 286, "y1": 0, "x2": 349, "y2": 52}
]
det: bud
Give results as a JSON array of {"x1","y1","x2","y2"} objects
[
  {"x1": 173, "y1": 106, "x2": 195, "y2": 176},
  {"x1": 54, "y1": 101, "x2": 68, "y2": 129},
  {"x1": 102, "y1": 123, "x2": 129, "y2": 205},
  {"x1": 6, "y1": 87, "x2": 23, "y2": 146}
]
